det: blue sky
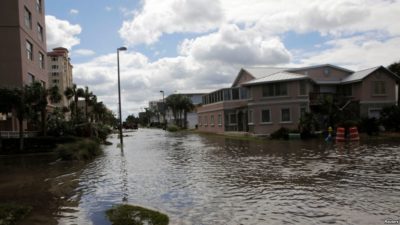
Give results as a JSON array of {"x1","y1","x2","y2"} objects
[{"x1": 44, "y1": 0, "x2": 400, "y2": 117}]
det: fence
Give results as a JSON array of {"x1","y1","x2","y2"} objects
[{"x1": 0, "y1": 131, "x2": 39, "y2": 138}]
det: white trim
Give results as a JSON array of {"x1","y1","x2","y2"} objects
[
  {"x1": 260, "y1": 122, "x2": 273, "y2": 125},
  {"x1": 248, "y1": 99, "x2": 309, "y2": 106},
  {"x1": 248, "y1": 109, "x2": 254, "y2": 125},
  {"x1": 360, "y1": 100, "x2": 396, "y2": 104},
  {"x1": 228, "y1": 113, "x2": 237, "y2": 125},
  {"x1": 260, "y1": 108, "x2": 271, "y2": 123},
  {"x1": 280, "y1": 107, "x2": 291, "y2": 122}
]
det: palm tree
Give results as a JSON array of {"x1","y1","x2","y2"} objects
[
  {"x1": 0, "y1": 86, "x2": 31, "y2": 150},
  {"x1": 64, "y1": 84, "x2": 84, "y2": 121},
  {"x1": 83, "y1": 86, "x2": 94, "y2": 122},
  {"x1": 166, "y1": 94, "x2": 194, "y2": 128},
  {"x1": 27, "y1": 82, "x2": 62, "y2": 136}
]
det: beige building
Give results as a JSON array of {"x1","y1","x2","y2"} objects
[
  {"x1": 47, "y1": 47, "x2": 73, "y2": 109},
  {"x1": 0, "y1": 0, "x2": 48, "y2": 131},
  {"x1": 198, "y1": 64, "x2": 400, "y2": 135}
]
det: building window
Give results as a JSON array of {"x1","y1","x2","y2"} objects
[
  {"x1": 324, "y1": 68, "x2": 330, "y2": 76},
  {"x1": 51, "y1": 72, "x2": 59, "y2": 76},
  {"x1": 39, "y1": 52, "x2": 44, "y2": 69},
  {"x1": 52, "y1": 65, "x2": 59, "y2": 70},
  {"x1": 26, "y1": 41, "x2": 33, "y2": 60},
  {"x1": 198, "y1": 116, "x2": 202, "y2": 126},
  {"x1": 52, "y1": 57, "x2": 58, "y2": 61},
  {"x1": 218, "y1": 114, "x2": 222, "y2": 127},
  {"x1": 204, "y1": 116, "x2": 208, "y2": 126},
  {"x1": 24, "y1": 7, "x2": 32, "y2": 29},
  {"x1": 210, "y1": 115, "x2": 215, "y2": 126},
  {"x1": 37, "y1": 23, "x2": 43, "y2": 41},
  {"x1": 368, "y1": 108, "x2": 382, "y2": 119},
  {"x1": 281, "y1": 108, "x2": 291, "y2": 122},
  {"x1": 299, "y1": 80, "x2": 307, "y2": 95},
  {"x1": 373, "y1": 81, "x2": 386, "y2": 95},
  {"x1": 341, "y1": 85, "x2": 352, "y2": 96},
  {"x1": 300, "y1": 107, "x2": 307, "y2": 117},
  {"x1": 262, "y1": 83, "x2": 288, "y2": 97},
  {"x1": 36, "y1": 0, "x2": 42, "y2": 13},
  {"x1": 248, "y1": 110, "x2": 253, "y2": 124},
  {"x1": 27, "y1": 73, "x2": 35, "y2": 84},
  {"x1": 229, "y1": 113, "x2": 237, "y2": 125},
  {"x1": 232, "y1": 88, "x2": 240, "y2": 100},
  {"x1": 261, "y1": 109, "x2": 271, "y2": 123},
  {"x1": 53, "y1": 79, "x2": 59, "y2": 84},
  {"x1": 41, "y1": 80, "x2": 46, "y2": 88}
]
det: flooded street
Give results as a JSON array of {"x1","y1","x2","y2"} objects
[{"x1": 1, "y1": 129, "x2": 400, "y2": 224}]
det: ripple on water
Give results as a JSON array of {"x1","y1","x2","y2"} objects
[{"x1": 53, "y1": 129, "x2": 400, "y2": 225}]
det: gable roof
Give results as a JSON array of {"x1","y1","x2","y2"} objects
[
  {"x1": 341, "y1": 66, "x2": 400, "y2": 84},
  {"x1": 231, "y1": 67, "x2": 291, "y2": 87},
  {"x1": 242, "y1": 67, "x2": 291, "y2": 78},
  {"x1": 242, "y1": 72, "x2": 308, "y2": 86},
  {"x1": 288, "y1": 64, "x2": 354, "y2": 73}
]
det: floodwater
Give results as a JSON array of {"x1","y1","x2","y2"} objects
[{"x1": 1, "y1": 129, "x2": 399, "y2": 225}]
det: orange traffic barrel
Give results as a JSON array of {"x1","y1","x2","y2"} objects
[
  {"x1": 349, "y1": 126, "x2": 360, "y2": 141},
  {"x1": 336, "y1": 127, "x2": 345, "y2": 142}
]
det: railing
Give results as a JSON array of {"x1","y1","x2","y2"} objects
[
  {"x1": 0, "y1": 131, "x2": 39, "y2": 138},
  {"x1": 309, "y1": 92, "x2": 353, "y2": 106}
]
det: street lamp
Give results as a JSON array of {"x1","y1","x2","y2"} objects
[
  {"x1": 160, "y1": 90, "x2": 166, "y2": 129},
  {"x1": 117, "y1": 46, "x2": 127, "y2": 147}
]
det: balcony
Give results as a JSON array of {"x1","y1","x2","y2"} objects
[{"x1": 309, "y1": 92, "x2": 353, "y2": 106}]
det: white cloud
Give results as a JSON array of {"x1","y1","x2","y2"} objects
[
  {"x1": 69, "y1": 9, "x2": 79, "y2": 15},
  {"x1": 120, "y1": 0, "x2": 400, "y2": 46},
  {"x1": 105, "y1": 6, "x2": 112, "y2": 12},
  {"x1": 297, "y1": 35, "x2": 400, "y2": 70},
  {"x1": 79, "y1": 0, "x2": 400, "y2": 117},
  {"x1": 119, "y1": 0, "x2": 223, "y2": 45},
  {"x1": 179, "y1": 24, "x2": 291, "y2": 65},
  {"x1": 46, "y1": 15, "x2": 82, "y2": 50},
  {"x1": 73, "y1": 49, "x2": 96, "y2": 57}
]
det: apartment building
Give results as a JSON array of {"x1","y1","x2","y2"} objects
[
  {"x1": 197, "y1": 64, "x2": 400, "y2": 135},
  {"x1": 0, "y1": 0, "x2": 48, "y2": 131},
  {"x1": 47, "y1": 47, "x2": 73, "y2": 109}
]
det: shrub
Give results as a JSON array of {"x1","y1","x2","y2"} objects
[
  {"x1": 0, "y1": 203, "x2": 31, "y2": 225},
  {"x1": 270, "y1": 127, "x2": 289, "y2": 140},
  {"x1": 380, "y1": 105, "x2": 400, "y2": 131},
  {"x1": 57, "y1": 139, "x2": 102, "y2": 161},
  {"x1": 360, "y1": 117, "x2": 380, "y2": 135},
  {"x1": 106, "y1": 204, "x2": 169, "y2": 225},
  {"x1": 166, "y1": 125, "x2": 179, "y2": 132}
]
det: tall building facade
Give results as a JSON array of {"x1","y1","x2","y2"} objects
[
  {"x1": 0, "y1": 0, "x2": 48, "y2": 131},
  {"x1": 0, "y1": 0, "x2": 48, "y2": 88},
  {"x1": 47, "y1": 47, "x2": 73, "y2": 109}
]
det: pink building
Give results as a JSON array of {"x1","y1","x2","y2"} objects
[
  {"x1": 197, "y1": 64, "x2": 400, "y2": 135},
  {"x1": 0, "y1": 0, "x2": 48, "y2": 132}
]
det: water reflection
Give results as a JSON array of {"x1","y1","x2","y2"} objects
[{"x1": 1, "y1": 129, "x2": 399, "y2": 225}]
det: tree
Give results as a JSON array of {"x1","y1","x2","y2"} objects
[
  {"x1": 64, "y1": 84, "x2": 84, "y2": 121},
  {"x1": 165, "y1": 94, "x2": 194, "y2": 128},
  {"x1": 388, "y1": 60, "x2": 400, "y2": 76},
  {"x1": 83, "y1": 86, "x2": 94, "y2": 122},
  {"x1": 27, "y1": 82, "x2": 62, "y2": 136},
  {"x1": 0, "y1": 86, "x2": 31, "y2": 150},
  {"x1": 380, "y1": 105, "x2": 400, "y2": 131}
]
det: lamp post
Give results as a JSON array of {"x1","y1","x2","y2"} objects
[
  {"x1": 117, "y1": 47, "x2": 127, "y2": 147},
  {"x1": 160, "y1": 90, "x2": 165, "y2": 130}
]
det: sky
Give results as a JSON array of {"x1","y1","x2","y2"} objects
[{"x1": 45, "y1": 0, "x2": 400, "y2": 119}]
